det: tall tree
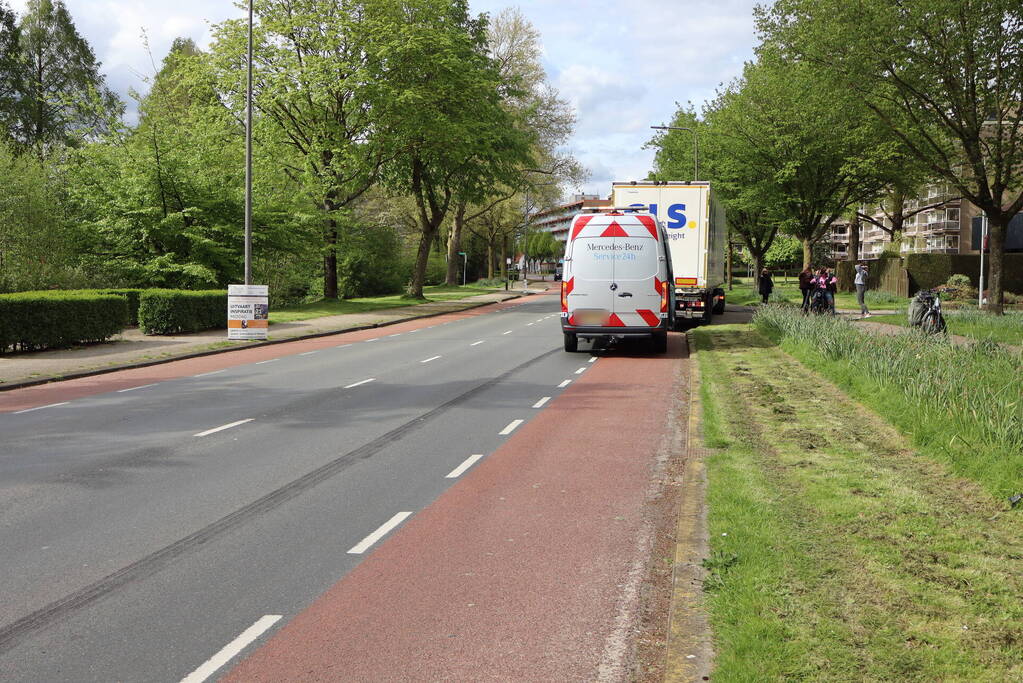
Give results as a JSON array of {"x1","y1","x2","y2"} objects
[
  {"x1": 15, "y1": 0, "x2": 120, "y2": 156},
  {"x1": 0, "y1": 0, "x2": 21, "y2": 143},
  {"x1": 443, "y1": 6, "x2": 575, "y2": 286},
  {"x1": 371, "y1": 0, "x2": 534, "y2": 299},
  {"x1": 764, "y1": 0, "x2": 1023, "y2": 313},
  {"x1": 208, "y1": 0, "x2": 383, "y2": 299}
]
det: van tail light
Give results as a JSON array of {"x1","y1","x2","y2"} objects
[
  {"x1": 660, "y1": 280, "x2": 668, "y2": 313},
  {"x1": 561, "y1": 280, "x2": 568, "y2": 312}
]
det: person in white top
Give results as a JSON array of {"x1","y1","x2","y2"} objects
[{"x1": 854, "y1": 262, "x2": 871, "y2": 318}]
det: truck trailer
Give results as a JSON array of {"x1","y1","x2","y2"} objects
[{"x1": 611, "y1": 181, "x2": 726, "y2": 327}]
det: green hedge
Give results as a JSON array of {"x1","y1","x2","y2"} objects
[
  {"x1": 0, "y1": 292, "x2": 128, "y2": 353},
  {"x1": 835, "y1": 257, "x2": 904, "y2": 293},
  {"x1": 10, "y1": 288, "x2": 144, "y2": 326},
  {"x1": 906, "y1": 253, "x2": 1023, "y2": 293},
  {"x1": 138, "y1": 290, "x2": 227, "y2": 335}
]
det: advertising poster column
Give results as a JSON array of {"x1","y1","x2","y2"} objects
[{"x1": 228, "y1": 284, "x2": 269, "y2": 340}]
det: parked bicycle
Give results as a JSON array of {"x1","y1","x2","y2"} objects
[{"x1": 909, "y1": 289, "x2": 946, "y2": 335}]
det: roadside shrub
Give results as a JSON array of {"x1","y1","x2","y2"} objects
[
  {"x1": 138, "y1": 290, "x2": 227, "y2": 335},
  {"x1": 474, "y1": 277, "x2": 506, "y2": 288},
  {"x1": 0, "y1": 292, "x2": 127, "y2": 353},
  {"x1": 752, "y1": 305, "x2": 1023, "y2": 498}
]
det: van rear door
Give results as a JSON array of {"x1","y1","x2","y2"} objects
[
  {"x1": 566, "y1": 215, "x2": 616, "y2": 326},
  {"x1": 609, "y1": 215, "x2": 663, "y2": 328}
]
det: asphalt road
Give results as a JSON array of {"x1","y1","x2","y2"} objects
[{"x1": 0, "y1": 295, "x2": 617, "y2": 682}]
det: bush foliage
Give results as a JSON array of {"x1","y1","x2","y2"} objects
[
  {"x1": 0, "y1": 292, "x2": 128, "y2": 353},
  {"x1": 138, "y1": 290, "x2": 227, "y2": 335}
]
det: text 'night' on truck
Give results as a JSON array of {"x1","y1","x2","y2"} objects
[{"x1": 560, "y1": 181, "x2": 727, "y2": 353}]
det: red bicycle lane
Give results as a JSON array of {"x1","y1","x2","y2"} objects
[{"x1": 225, "y1": 335, "x2": 689, "y2": 682}]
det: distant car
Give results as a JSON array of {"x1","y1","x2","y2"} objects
[{"x1": 554, "y1": 265, "x2": 563, "y2": 281}]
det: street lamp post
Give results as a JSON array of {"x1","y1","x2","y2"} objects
[
  {"x1": 459, "y1": 251, "x2": 467, "y2": 286},
  {"x1": 651, "y1": 125, "x2": 699, "y2": 181},
  {"x1": 244, "y1": 0, "x2": 254, "y2": 285}
]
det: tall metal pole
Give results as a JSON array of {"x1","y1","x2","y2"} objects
[{"x1": 244, "y1": 0, "x2": 254, "y2": 285}]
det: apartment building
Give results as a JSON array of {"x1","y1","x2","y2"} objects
[
  {"x1": 829, "y1": 183, "x2": 983, "y2": 260},
  {"x1": 531, "y1": 194, "x2": 612, "y2": 242}
]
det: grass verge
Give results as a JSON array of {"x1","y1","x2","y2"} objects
[
  {"x1": 693, "y1": 323, "x2": 1023, "y2": 680},
  {"x1": 753, "y1": 306, "x2": 1023, "y2": 498},
  {"x1": 854, "y1": 308, "x2": 1023, "y2": 346},
  {"x1": 270, "y1": 284, "x2": 500, "y2": 323}
]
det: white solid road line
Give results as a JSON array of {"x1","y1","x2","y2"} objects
[
  {"x1": 502, "y1": 330, "x2": 512, "y2": 335},
  {"x1": 299, "y1": 351, "x2": 318, "y2": 356},
  {"x1": 344, "y1": 378, "x2": 375, "y2": 389},
  {"x1": 255, "y1": 358, "x2": 279, "y2": 365},
  {"x1": 117, "y1": 383, "x2": 158, "y2": 393},
  {"x1": 558, "y1": 379, "x2": 572, "y2": 388},
  {"x1": 470, "y1": 340, "x2": 485, "y2": 346},
  {"x1": 420, "y1": 355, "x2": 441, "y2": 363},
  {"x1": 193, "y1": 418, "x2": 254, "y2": 438},
  {"x1": 193, "y1": 369, "x2": 225, "y2": 378},
  {"x1": 179, "y1": 614, "x2": 283, "y2": 683},
  {"x1": 446, "y1": 454, "x2": 485, "y2": 479},
  {"x1": 575, "y1": 367, "x2": 587, "y2": 375},
  {"x1": 347, "y1": 511, "x2": 413, "y2": 554},
  {"x1": 13, "y1": 401, "x2": 69, "y2": 415},
  {"x1": 532, "y1": 396, "x2": 551, "y2": 409},
  {"x1": 499, "y1": 419, "x2": 524, "y2": 435}
]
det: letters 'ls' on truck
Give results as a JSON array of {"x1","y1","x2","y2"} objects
[
  {"x1": 559, "y1": 211, "x2": 672, "y2": 353},
  {"x1": 612, "y1": 182, "x2": 726, "y2": 327}
]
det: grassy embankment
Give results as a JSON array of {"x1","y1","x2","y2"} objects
[
  {"x1": 269, "y1": 283, "x2": 501, "y2": 324},
  {"x1": 693, "y1": 310, "x2": 1023, "y2": 680},
  {"x1": 855, "y1": 309, "x2": 1023, "y2": 346}
]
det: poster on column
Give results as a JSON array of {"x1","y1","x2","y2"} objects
[{"x1": 227, "y1": 284, "x2": 269, "y2": 340}]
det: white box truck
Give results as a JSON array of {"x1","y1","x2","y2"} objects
[{"x1": 611, "y1": 181, "x2": 726, "y2": 327}]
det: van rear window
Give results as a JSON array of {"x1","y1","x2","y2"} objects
[{"x1": 568, "y1": 236, "x2": 657, "y2": 281}]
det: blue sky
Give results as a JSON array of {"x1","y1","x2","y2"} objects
[{"x1": 12, "y1": 0, "x2": 760, "y2": 195}]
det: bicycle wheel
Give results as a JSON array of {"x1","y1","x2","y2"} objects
[{"x1": 921, "y1": 311, "x2": 943, "y2": 335}]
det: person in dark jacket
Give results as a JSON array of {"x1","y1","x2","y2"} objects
[
  {"x1": 798, "y1": 265, "x2": 814, "y2": 312},
  {"x1": 758, "y1": 268, "x2": 774, "y2": 304}
]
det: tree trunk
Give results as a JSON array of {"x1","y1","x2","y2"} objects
[
  {"x1": 986, "y1": 214, "x2": 1007, "y2": 315},
  {"x1": 445, "y1": 204, "x2": 466, "y2": 285},
  {"x1": 753, "y1": 254, "x2": 765, "y2": 293},
  {"x1": 323, "y1": 219, "x2": 338, "y2": 300},
  {"x1": 801, "y1": 238, "x2": 812, "y2": 270},
  {"x1": 848, "y1": 215, "x2": 860, "y2": 263},
  {"x1": 407, "y1": 226, "x2": 437, "y2": 300},
  {"x1": 487, "y1": 242, "x2": 494, "y2": 279}
]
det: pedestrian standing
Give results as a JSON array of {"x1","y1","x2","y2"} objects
[
  {"x1": 855, "y1": 261, "x2": 871, "y2": 318},
  {"x1": 825, "y1": 267, "x2": 838, "y2": 314},
  {"x1": 798, "y1": 265, "x2": 814, "y2": 312},
  {"x1": 758, "y1": 268, "x2": 774, "y2": 304}
]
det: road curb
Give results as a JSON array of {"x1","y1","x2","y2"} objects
[
  {"x1": 664, "y1": 335, "x2": 714, "y2": 680},
  {"x1": 0, "y1": 293, "x2": 528, "y2": 393}
]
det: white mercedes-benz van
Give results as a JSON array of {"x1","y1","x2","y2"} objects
[{"x1": 559, "y1": 210, "x2": 673, "y2": 353}]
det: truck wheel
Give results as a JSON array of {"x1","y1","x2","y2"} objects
[
  {"x1": 564, "y1": 332, "x2": 578, "y2": 352},
  {"x1": 702, "y1": 295, "x2": 714, "y2": 323},
  {"x1": 712, "y1": 288, "x2": 726, "y2": 314},
  {"x1": 651, "y1": 331, "x2": 668, "y2": 354}
]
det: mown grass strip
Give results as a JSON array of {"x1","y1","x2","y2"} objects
[
  {"x1": 694, "y1": 323, "x2": 1023, "y2": 681},
  {"x1": 753, "y1": 306, "x2": 1023, "y2": 499},
  {"x1": 854, "y1": 308, "x2": 1023, "y2": 346},
  {"x1": 269, "y1": 284, "x2": 500, "y2": 323}
]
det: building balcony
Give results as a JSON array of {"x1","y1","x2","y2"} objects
[
  {"x1": 921, "y1": 192, "x2": 961, "y2": 205},
  {"x1": 919, "y1": 220, "x2": 960, "y2": 233}
]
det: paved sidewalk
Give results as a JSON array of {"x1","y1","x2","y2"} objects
[{"x1": 0, "y1": 286, "x2": 551, "y2": 388}]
